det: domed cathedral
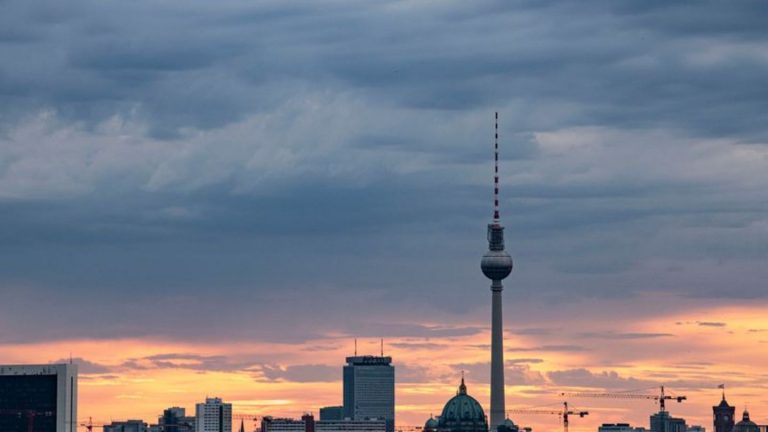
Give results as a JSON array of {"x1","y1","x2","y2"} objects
[
  {"x1": 423, "y1": 378, "x2": 489, "y2": 432},
  {"x1": 495, "y1": 418, "x2": 521, "y2": 432},
  {"x1": 713, "y1": 391, "x2": 735, "y2": 432},
  {"x1": 733, "y1": 410, "x2": 759, "y2": 432}
]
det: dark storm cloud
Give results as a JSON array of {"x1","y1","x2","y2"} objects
[
  {"x1": 507, "y1": 358, "x2": 544, "y2": 365},
  {"x1": 0, "y1": 0, "x2": 766, "y2": 139},
  {"x1": 389, "y1": 342, "x2": 448, "y2": 351},
  {"x1": 508, "y1": 345, "x2": 587, "y2": 353},
  {"x1": 121, "y1": 353, "x2": 254, "y2": 372},
  {"x1": 511, "y1": 328, "x2": 555, "y2": 336},
  {"x1": 697, "y1": 322, "x2": 727, "y2": 327},
  {"x1": 258, "y1": 364, "x2": 338, "y2": 383},
  {"x1": 452, "y1": 361, "x2": 545, "y2": 386},
  {"x1": 547, "y1": 368, "x2": 655, "y2": 390},
  {"x1": 52, "y1": 357, "x2": 112, "y2": 374},
  {"x1": 577, "y1": 332, "x2": 674, "y2": 340},
  {"x1": 0, "y1": 0, "x2": 767, "y2": 345},
  {"x1": 547, "y1": 368, "x2": 734, "y2": 392}
]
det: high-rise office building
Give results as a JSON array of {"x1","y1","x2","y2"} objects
[
  {"x1": 195, "y1": 397, "x2": 232, "y2": 432},
  {"x1": 343, "y1": 356, "x2": 395, "y2": 432},
  {"x1": 480, "y1": 113, "x2": 514, "y2": 430},
  {"x1": 160, "y1": 407, "x2": 195, "y2": 432},
  {"x1": 320, "y1": 407, "x2": 344, "y2": 421},
  {"x1": 0, "y1": 364, "x2": 78, "y2": 432},
  {"x1": 650, "y1": 411, "x2": 687, "y2": 432}
]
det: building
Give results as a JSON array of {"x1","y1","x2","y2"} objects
[
  {"x1": 0, "y1": 363, "x2": 78, "y2": 432},
  {"x1": 320, "y1": 407, "x2": 344, "y2": 421},
  {"x1": 424, "y1": 417, "x2": 439, "y2": 432},
  {"x1": 599, "y1": 424, "x2": 648, "y2": 432},
  {"x1": 480, "y1": 112, "x2": 514, "y2": 431},
  {"x1": 261, "y1": 417, "x2": 305, "y2": 432},
  {"x1": 422, "y1": 378, "x2": 488, "y2": 432},
  {"x1": 714, "y1": 393, "x2": 735, "y2": 432},
  {"x1": 650, "y1": 411, "x2": 687, "y2": 432},
  {"x1": 262, "y1": 415, "x2": 386, "y2": 432},
  {"x1": 159, "y1": 407, "x2": 195, "y2": 432},
  {"x1": 103, "y1": 420, "x2": 149, "y2": 432},
  {"x1": 343, "y1": 356, "x2": 395, "y2": 432},
  {"x1": 196, "y1": 397, "x2": 232, "y2": 432},
  {"x1": 495, "y1": 418, "x2": 522, "y2": 432},
  {"x1": 733, "y1": 411, "x2": 759, "y2": 432},
  {"x1": 317, "y1": 419, "x2": 387, "y2": 432},
  {"x1": 687, "y1": 427, "x2": 706, "y2": 432}
]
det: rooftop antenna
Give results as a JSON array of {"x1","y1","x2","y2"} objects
[
  {"x1": 354, "y1": 338, "x2": 357, "y2": 356},
  {"x1": 380, "y1": 338, "x2": 384, "y2": 356},
  {"x1": 493, "y1": 111, "x2": 500, "y2": 222}
]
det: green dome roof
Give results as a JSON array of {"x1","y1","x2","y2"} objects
[
  {"x1": 437, "y1": 378, "x2": 488, "y2": 432},
  {"x1": 424, "y1": 416, "x2": 439, "y2": 430},
  {"x1": 735, "y1": 410, "x2": 759, "y2": 432}
]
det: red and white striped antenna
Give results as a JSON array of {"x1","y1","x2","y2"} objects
[{"x1": 493, "y1": 112, "x2": 500, "y2": 222}]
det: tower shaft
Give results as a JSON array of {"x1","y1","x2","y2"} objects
[{"x1": 490, "y1": 282, "x2": 505, "y2": 429}]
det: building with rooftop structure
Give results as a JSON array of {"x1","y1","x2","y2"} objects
[
  {"x1": 343, "y1": 355, "x2": 394, "y2": 432},
  {"x1": 422, "y1": 378, "x2": 489, "y2": 432},
  {"x1": 734, "y1": 410, "x2": 759, "y2": 432},
  {"x1": 0, "y1": 363, "x2": 78, "y2": 432}
]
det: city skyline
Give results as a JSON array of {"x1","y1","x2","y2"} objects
[{"x1": 1, "y1": 1, "x2": 768, "y2": 432}]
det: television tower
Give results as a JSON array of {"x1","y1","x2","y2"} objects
[{"x1": 481, "y1": 112, "x2": 513, "y2": 431}]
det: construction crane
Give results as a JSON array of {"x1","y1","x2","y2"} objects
[
  {"x1": 0, "y1": 408, "x2": 55, "y2": 432},
  {"x1": 507, "y1": 402, "x2": 588, "y2": 432},
  {"x1": 560, "y1": 385, "x2": 686, "y2": 413}
]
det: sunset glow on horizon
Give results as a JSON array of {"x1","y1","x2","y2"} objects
[{"x1": 5, "y1": 297, "x2": 768, "y2": 432}]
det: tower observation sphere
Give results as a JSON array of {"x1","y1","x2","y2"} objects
[{"x1": 481, "y1": 244, "x2": 513, "y2": 281}]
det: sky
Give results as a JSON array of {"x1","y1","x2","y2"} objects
[{"x1": 1, "y1": 0, "x2": 767, "y2": 431}]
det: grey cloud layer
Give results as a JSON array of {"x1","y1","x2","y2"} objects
[{"x1": 0, "y1": 0, "x2": 767, "y2": 344}]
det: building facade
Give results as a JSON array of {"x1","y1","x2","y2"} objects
[
  {"x1": 599, "y1": 424, "x2": 648, "y2": 432},
  {"x1": 714, "y1": 395, "x2": 735, "y2": 432},
  {"x1": 103, "y1": 420, "x2": 149, "y2": 432},
  {"x1": 316, "y1": 419, "x2": 387, "y2": 432},
  {"x1": 650, "y1": 411, "x2": 687, "y2": 432},
  {"x1": 320, "y1": 407, "x2": 344, "y2": 421},
  {"x1": 733, "y1": 411, "x2": 759, "y2": 432},
  {"x1": 343, "y1": 356, "x2": 395, "y2": 432},
  {"x1": 159, "y1": 407, "x2": 196, "y2": 432},
  {"x1": 422, "y1": 378, "x2": 488, "y2": 432},
  {"x1": 0, "y1": 364, "x2": 78, "y2": 432},
  {"x1": 262, "y1": 415, "x2": 386, "y2": 432},
  {"x1": 195, "y1": 397, "x2": 232, "y2": 432}
]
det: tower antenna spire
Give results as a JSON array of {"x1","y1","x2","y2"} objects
[
  {"x1": 354, "y1": 338, "x2": 357, "y2": 356},
  {"x1": 493, "y1": 111, "x2": 500, "y2": 222}
]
